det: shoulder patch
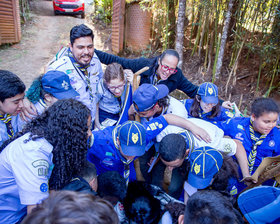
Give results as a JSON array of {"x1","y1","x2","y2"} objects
[
  {"x1": 32, "y1": 159, "x2": 50, "y2": 177},
  {"x1": 237, "y1": 124, "x2": 244, "y2": 130},
  {"x1": 269, "y1": 140, "x2": 275, "y2": 147},
  {"x1": 40, "y1": 183, "x2": 48, "y2": 192}
]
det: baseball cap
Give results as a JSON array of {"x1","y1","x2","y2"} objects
[
  {"x1": 133, "y1": 84, "x2": 169, "y2": 112},
  {"x1": 238, "y1": 186, "x2": 280, "y2": 224},
  {"x1": 42, "y1": 71, "x2": 79, "y2": 99},
  {"x1": 117, "y1": 121, "x2": 146, "y2": 157},
  {"x1": 197, "y1": 82, "x2": 219, "y2": 104},
  {"x1": 188, "y1": 146, "x2": 223, "y2": 189}
]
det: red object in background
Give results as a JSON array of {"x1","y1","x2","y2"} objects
[{"x1": 53, "y1": 0, "x2": 85, "y2": 18}]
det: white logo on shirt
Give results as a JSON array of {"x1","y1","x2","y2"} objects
[
  {"x1": 235, "y1": 132, "x2": 243, "y2": 141},
  {"x1": 269, "y1": 140, "x2": 275, "y2": 147}
]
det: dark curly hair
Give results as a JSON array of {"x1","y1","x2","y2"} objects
[
  {"x1": 0, "y1": 99, "x2": 91, "y2": 190},
  {"x1": 189, "y1": 95, "x2": 221, "y2": 119},
  {"x1": 208, "y1": 154, "x2": 239, "y2": 192}
]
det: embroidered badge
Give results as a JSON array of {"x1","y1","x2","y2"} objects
[
  {"x1": 237, "y1": 124, "x2": 244, "y2": 130},
  {"x1": 40, "y1": 183, "x2": 48, "y2": 192},
  {"x1": 235, "y1": 132, "x2": 243, "y2": 141},
  {"x1": 230, "y1": 186, "x2": 238, "y2": 195},
  {"x1": 208, "y1": 87, "x2": 213, "y2": 95},
  {"x1": 269, "y1": 140, "x2": 275, "y2": 147},
  {"x1": 149, "y1": 123, "x2": 156, "y2": 131},
  {"x1": 223, "y1": 143, "x2": 232, "y2": 153},
  {"x1": 32, "y1": 160, "x2": 50, "y2": 177},
  {"x1": 61, "y1": 80, "x2": 69, "y2": 90},
  {"x1": 102, "y1": 157, "x2": 114, "y2": 166},
  {"x1": 194, "y1": 163, "x2": 201, "y2": 174},
  {"x1": 225, "y1": 111, "x2": 234, "y2": 118},
  {"x1": 66, "y1": 69, "x2": 73, "y2": 75},
  {"x1": 132, "y1": 133, "x2": 139, "y2": 144}
]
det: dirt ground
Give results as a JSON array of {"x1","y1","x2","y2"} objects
[{"x1": 0, "y1": 0, "x2": 110, "y2": 88}]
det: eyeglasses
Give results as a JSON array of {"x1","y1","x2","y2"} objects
[
  {"x1": 160, "y1": 63, "x2": 177, "y2": 74},
  {"x1": 107, "y1": 82, "x2": 125, "y2": 91}
]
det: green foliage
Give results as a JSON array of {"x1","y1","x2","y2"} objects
[{"x1": 93, "y1": 0, "x2": 113, "y2": 24}]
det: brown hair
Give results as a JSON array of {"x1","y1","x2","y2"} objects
[
  {"x1": 22, "y1": 191, "x2": 119, "y2": 224},
  {"x1": 189, "y1": 95, "x2": 221, "y2": 119},
  {"x1": 104, "y1": 63, "x2": 125, "y2": 83}
]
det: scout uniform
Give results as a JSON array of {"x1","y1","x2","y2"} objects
[
  {"x1": 219, "y1": 117, "x2": 280, "y2": 195},
  {"x1": 48, "y1": 48, "x2": 103, "y2": 121},
  {"x1": 96, "y1": 79, "x2": 133, "y2": 125},
  {"x1": 0, "y1": 114, "x2": 25, "y2": 146},
  {"x1": 184, "y1": 98, "x2": 234, "y2": 124},
  {"x1": 0, "y1": 133, "x2": 53, "y2": 223},
  {"x1": 87, "y1": 116, "x2": 169, "y2": 184}
]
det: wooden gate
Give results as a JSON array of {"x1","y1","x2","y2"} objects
[{"x1": 0, "y1": 0, "x2": 21, "y2": 45}]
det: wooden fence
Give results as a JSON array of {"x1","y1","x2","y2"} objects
[{"x1": 0, "y1": 0, "x2": 21, "y2": 45}]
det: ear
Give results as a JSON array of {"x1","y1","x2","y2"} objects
[
  {"x1": 185, "y1": 149, "x2": 190, "y2": 157},
  {"x1": 195, "y1": 95, "x2": 200, "y2": 102},
  {"x1": 44, "y1": 94, "x2": 53, "y2": 103},
  {"x1": 178, "y1": 214, "x2": 184, "y2": 224},
  {"x1": 251, "y1": 114, "x2": 256, "y2": 122},
  {"x1": 88, "y1": 177, "x2": 98, "y2": 192}
]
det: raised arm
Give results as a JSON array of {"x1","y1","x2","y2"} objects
[{"x1": 162, "y1": 114, "x2": 211, "y2": 143}]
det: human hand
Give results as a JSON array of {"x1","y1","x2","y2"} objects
[
  {"x1": 20, "y1": 98, "x2": 37, "y2": 121},
  {"x1": 240, "y1": 175, "x2": 257, "y2": 187},
  {"x1": 222, "y1": 101, "x2": 233, "y2": 109},
  {"x1": 124, "y1": 69, "x2": 134, "y2": 83},
  {"x1": 191, "y1": 126, "x2": 211, "y2": 143}
]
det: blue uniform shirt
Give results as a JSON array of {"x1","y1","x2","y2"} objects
[
  {"x1": 0, "y1": 114, "x2": 25, "y2": 147},
  {"x1": 184, "y1": 99, "x2": 234, "y2": 127},
  {"x1": 220, "y1": 117, "x2": 280, "y2": 170},
  {"x1": 87, "y1": 115, "x2": 168, "y2": 181},
  {"x1": 220, "y1": 117, "x2": 280, "y2": 195}
]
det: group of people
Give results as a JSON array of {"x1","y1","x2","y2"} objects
[{"x1": 0, "y1": 23, "x2": 279, "y2": 224}]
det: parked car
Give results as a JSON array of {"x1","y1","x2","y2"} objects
[{"x1": 53, "y1": 0, "x2": 85, "y2": 18}]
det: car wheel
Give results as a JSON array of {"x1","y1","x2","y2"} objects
[{"x1": 81, "y1": 12, "x2": 85, "y2": 19}]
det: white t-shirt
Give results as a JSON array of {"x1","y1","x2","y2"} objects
[
  {"x1": 157, "y1": 118, "x2": 237, "y2": 156},
  {"x1": 0, "y1": 133, "x2": 53, "y2": 223}
]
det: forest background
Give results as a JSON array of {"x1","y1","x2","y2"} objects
[{"x1": 17, "y1": 0, "x2": 280, "y2": 114}]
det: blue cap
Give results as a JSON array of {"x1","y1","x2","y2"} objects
[
  {"x1": 238, "y1": 186, "x2": 280, "y2": 224},
  {"x1": 197, "y1": 82, "x2": 219, "y2": 104},
  {"x1": 133, "y1": 84, "x2": 169, "y2": 112},
  {"x1": 117, "y1": 121, "x2": 146, "y2": 157},
  {"x1": 42, "y1": 71, "x2": 79, "y2": 99},
  {"x1": 188, "y1": 146, "x2": 223, "y2": 189}
]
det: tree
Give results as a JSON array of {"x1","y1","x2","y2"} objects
[
  {"x1": 175, "y1": 0, "x2": 187, "y2": 69},
  {"x1": 214, "y1": 0, "x2": 234, "y2": 78}
]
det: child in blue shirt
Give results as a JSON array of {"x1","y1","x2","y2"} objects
[
  {"x1": 184, "y1": 82, "x2": 234, "y2": 126},
  {"x1": 95, "y1": 63, "x2": 133, "y2": 129},
  {"x1": 0, "y1": 70, "x2": 26, "y2": 146},
  {"x1": 219, "y1": 97, "x2": 280, "y2": 195}
]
